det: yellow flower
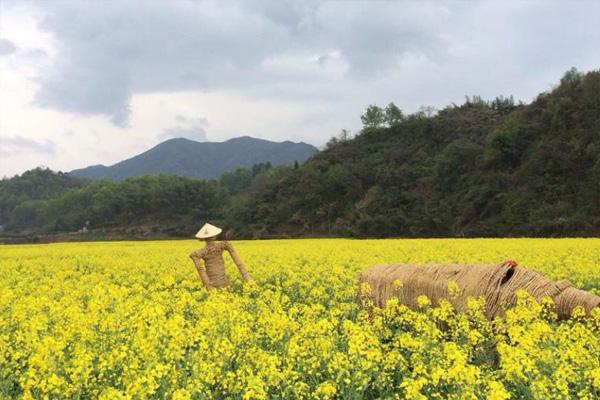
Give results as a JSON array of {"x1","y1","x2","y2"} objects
[
  {"x1": 1, "y1": 237, "x2": 599, "y2": 399},
  {"x1": 417, "y1": 295, "x2": 431, "y2": 308},
  {"x1": 171, "y1": 389, "x2": 192, "y2": 400},
  {"x1": 314, "y1": 381, "x2": 337, "y2": 399},
  {"x1": 486, "y1": 380, "x2": 510, "y2": 400},
  {"x1": 447, "y1": 280, "x2": 461, "y2": 299},
  {"x1": 590, "y1": 368, "x2": 600, "y2": 389}
]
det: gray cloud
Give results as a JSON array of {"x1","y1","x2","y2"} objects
[
  {"x1": 3, "y1": 0, "x2": 600, "y2": 178},
  {"x1": 0, "y1": 38, "x2": 17, "y2": 55},
  {"x1": 32, "y1": 0, "x2": 290, "y2": 124},
  {"x1": 157, "y1": 116, "x2": 209, "y2": 142},
  {"x1": 0, "y1": 135, "x2": 56, "y2": 156},
  {"x1": 3, "y1": 1, "x2": 599, "y2": 134},
  {"x1": 28, "y1": 1, "x2": 458, "y2": 124}
]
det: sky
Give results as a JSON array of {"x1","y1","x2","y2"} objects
[{"x1": 1, "y1": 0, "x2": 599, "y2": 178}]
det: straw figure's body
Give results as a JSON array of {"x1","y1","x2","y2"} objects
[
  {"x1": 189, "y1": 223, "x2": 251, "y2": 290},
  {"x1": 357, "y1": 261, "x2": 600, "y2": 320}
]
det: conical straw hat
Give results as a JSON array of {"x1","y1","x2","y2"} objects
[{"x1": 195, "y1": 223, "x2": 222, "y2": 239}]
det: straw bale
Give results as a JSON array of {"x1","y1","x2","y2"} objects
[
  {"x1": 554, "y1": 285, "x2": 600, "y2": 316},
  {"x1": 357, "y1": 262, "x2": 600, "y2": 319}
]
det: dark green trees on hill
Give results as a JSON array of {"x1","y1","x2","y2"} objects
[
  {"x1": 223, "y1": 68, "x2": 600, "y2": 238},
  {"x1": 360, "y1": 102, "x2": 405, "y2": 128},
  {"x1": 1, "y1": 68, "x2": 599, "y2": 239},
  {"x1": 0, "y1": 168, "x2": 86, "y2": 230},
  {"x1": 1, "y1": 173, "x2": 223, "y2": 235}
]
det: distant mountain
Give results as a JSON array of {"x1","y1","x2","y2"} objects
[{"x1": 69, "y1": 136, "x2": 318, "y2": 180}]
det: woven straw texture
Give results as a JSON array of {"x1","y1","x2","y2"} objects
[
  {"x1": 189, "y1": 241, "x2": 251, "y2": 289},
  {"x1": 357, "y1": 262, "x2": 600, "y2": 319}
]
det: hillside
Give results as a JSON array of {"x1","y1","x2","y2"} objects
[
  {"x1": 70, "y1": 136, "x2": 318, "y2": 180},
  {"x1": 0, "y1": 168, "x2": 86, "y2": 230},
  {"x1": 224, "y1": 68, "x2": 600, "y2": 238},
  {"x1": 2, "y1": 68, "x2": 599, "y2": 240}
]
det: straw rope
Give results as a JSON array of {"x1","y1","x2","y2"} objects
[{"x1": 357, "y1": 261, "x2": 600, "y2": 319}]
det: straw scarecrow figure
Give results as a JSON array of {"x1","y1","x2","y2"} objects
[{"x1": 189, "y1": 223, "x2": 251, "y2": 290}]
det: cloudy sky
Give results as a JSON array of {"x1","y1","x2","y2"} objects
[{"x1": 1, "y1": 0, "x2": 599, "y2": 177}]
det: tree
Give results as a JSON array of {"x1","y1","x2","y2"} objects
[
  {"x1": 339, "y1": 128, "x2": 352, "y2": 141},
  {"x1": 490, "y1": 95, "x2": 515, "y2": 113},
  {"x1": 417, "y1": 105, "x2": 438, "y2": 118},
  {"x1": 251, "y1": 162, "x2": 272, "y2": 177},
  {"x1": 219, "y1": 168, "x2": 252, "y2": 194},
  {"x1": 560, "y1": 67, "x2": 583, "y2": 89},
  {"x1": 325, "y1": 129, "x2": 352, "y2": 149},
  {"x1": 385, "y1": 102, "x2": 404, "y2": 127},
  {"x1": 484, "y1": 117, "x2": 527, "y2": 169},
  {"x1": 361, "y1": 105, "x2": 385, "y2": 128},
  {"x1": 464, "y1": 95, "x2": 487, "y2": 107}
]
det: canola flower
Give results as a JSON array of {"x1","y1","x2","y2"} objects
[{"x1": 0, "y1": 238, "x2": 599, "y2": 399}]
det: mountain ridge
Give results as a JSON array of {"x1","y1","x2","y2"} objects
[{"x1": 69, "y1": 136, "x2": 318, "y2": 180}]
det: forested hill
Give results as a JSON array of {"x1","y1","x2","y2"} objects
[
  {"x1": 223, "y1": 68, "x2": 600, "y2": 238},
  {"x1": 1, "y1": 68, "x2": 599, "y2": 240},
  {"x1": 0, "y1": 169, "x2": 86, "y2": 229},
  {"x1": 70, "y1": 136, "x2": 318, "y2": 180}
]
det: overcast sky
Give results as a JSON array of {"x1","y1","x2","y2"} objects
[{"x1": 1, "y1": 0, "x2": 599, "y2": 177}]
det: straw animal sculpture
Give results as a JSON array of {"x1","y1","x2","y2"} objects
[{"x1": 357, "y1": 261, "x2": 600, "y2": 319}]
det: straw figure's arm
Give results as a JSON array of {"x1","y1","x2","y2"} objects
[
  {"x1": 189, "y1": 249, "x2": 213, "y2": 290},
  {"x1": 224, "y1": 241, "x2": 251, "y2": 282}
]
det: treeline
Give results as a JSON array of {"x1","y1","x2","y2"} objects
[
  {"x1": 0, "y1": 163, "x2": 273, "y2": 237},
  {"x1": 1, "y1": 68, "x2": 599, "y2": 239},
  {"x1": 0, "y1": 169, "x2": 86, "y2": 229}
]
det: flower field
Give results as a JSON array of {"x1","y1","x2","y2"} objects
[{"x1": 1, "y1": 238, "x2": 600, "y2": 399}]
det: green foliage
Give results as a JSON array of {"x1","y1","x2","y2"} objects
[
  {"x1": 251, "y1": 162, "x2": 273, "y2": 176},
  {"x1": 361, "y1": 105, "x2": 386, "y2": 129},
  {"x1": 2, "y1": 68, "x2": 599, "y2": 239},
  {"x1": 2, "y1": 174, "x2": 224, "y2": 236},
  {"x1": 484, "y1": 117, "x2": 529, "y2": 169},
  {"x1": 384, "y1": 102, "x2": 404, "y2": 126},
  {"x1": 219, "y1": 168, "x2": 253, "y2": 195},
  {"x1": 225, "y1": 68, "x2": 600, "y2": 238},
  {"x1": 490, "y1": 95, "x2": 516, "y2": 114},
  {"x1": 326, "y1": 129, "x2": 353, "y2": 149},
  {"x1": 0, "y1": 168, "x2": 86, "y2": 226}
]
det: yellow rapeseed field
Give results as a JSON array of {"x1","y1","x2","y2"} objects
[{"x1": 1, "y1": 238, "x2": 600, "y2": 399}]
